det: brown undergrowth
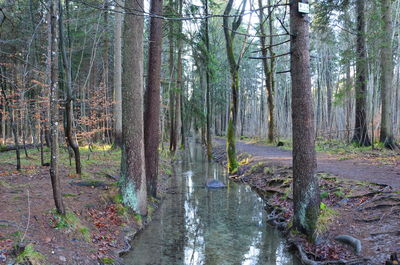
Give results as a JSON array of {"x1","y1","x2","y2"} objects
[
  {"x1": 0, "y1": 146, "x2": 172, "y2": 265},
  {"x1": 213, "y1": 144, "x2": 400, "y2": 265}
]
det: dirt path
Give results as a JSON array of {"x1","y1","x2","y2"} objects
[{"x1": 214, "y1": 138, "x2": 400, "y2": 188}]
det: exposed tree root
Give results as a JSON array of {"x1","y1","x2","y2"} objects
[
  {"x1": 291, "y1": 242, "x2": 370, "y2": 265},
  {"x1": 334, "y1": 235, "x2": 362, "y2": 255}
]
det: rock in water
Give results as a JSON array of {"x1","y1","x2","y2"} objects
[{"x1": 206, "y1": 179, "x2": 226, "y2": 189}]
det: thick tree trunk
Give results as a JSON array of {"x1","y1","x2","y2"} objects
[
  {"x1": 121, "y1": 0, "x2": 147, "y2": 215},
  {"x1": 144, "y1": 0, "x2": 163, "y2": 198},
  {"x1": 352, "y1": 0, "x2": 371, "y2": 146},
  {"x1": 113, "y1": 0, "x2": 123, "y2": 147},
  {"x1": 379, "y1": 0, "x2": 396, "y2": 149},
  {"x1": 290, "y1": 0, "x2": 320, "y2": 239},
  {"x1": 49, "y1": 0, "x2": 65, "y2": 215}
]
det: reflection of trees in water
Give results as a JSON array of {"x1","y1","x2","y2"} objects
[{"x1": 124, "y1": 143, "x2": 295, "y2": 265}]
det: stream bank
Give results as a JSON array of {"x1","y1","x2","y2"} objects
[{"x1": 213, "y1": 142, "x2": 400, "y2": 265}]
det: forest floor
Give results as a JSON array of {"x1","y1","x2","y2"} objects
[
  {"x1": 213, "y1": 137, "x2": 400, "y2": 264},
  {"x1": 0, "y1": 145, "x2": 172, "y2": 265}
]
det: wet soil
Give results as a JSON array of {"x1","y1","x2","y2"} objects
[{"x1": 213, "y1": 139, "x2": 400, "y2": 264}]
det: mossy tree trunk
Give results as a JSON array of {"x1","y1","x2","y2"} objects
[
  {"x1": 121, "y1": 0, "x2": 147, "y2": 215},
  {"x1": 290, "y1": 0, "x2": 320, "y2": 239},
  {"x1": 223, "y1": 0, "x2": 246, "y2": 174}
]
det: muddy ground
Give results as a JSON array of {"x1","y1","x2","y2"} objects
[{"x1": 213, "y1": 139, "x2": 399, "y2": 265}]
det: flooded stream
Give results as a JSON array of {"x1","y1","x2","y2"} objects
[{"x1": 123, "y1": 142, "x2": 299, "y2": 265}]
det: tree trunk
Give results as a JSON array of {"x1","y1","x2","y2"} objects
[
  {"x1": 113, "y1": 0, "x2": 123, "y2": 147},
  {"x1": 379, "y1": 0, "x2": 396, "y2": 149},
  {"x1": 59, "y1": 0, "x2": 82, "y2": 174},
  {"x1": 121, "y1": 0, "x2": 147, "y2": 215},
  {"x1": 290, "y1": 0, "x2": 320, "y2": 239},
  {"x1": 204, "y1": 0, "x2": 212, "y2": 161},
  {"x1": 352, "y1": 0, "x2": 371, "y2": 146},
  {"x1": 49, "y1": 0, "x2": 65, "y2": 215},
  {"x1": 144, "y1": 0, "x2": 163, "y2": 198},
  {"x1": 223, "y1": 0, "x2": 246, "y2": 173}
]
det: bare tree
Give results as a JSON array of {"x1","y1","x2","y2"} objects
[{"x1": 59, "y1": 0, "x2": 82, "y2": 174}]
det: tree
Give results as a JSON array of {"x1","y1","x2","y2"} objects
[
  {"x1": 223, "y1": 0, "x2": 247, "y2": 174},
  {"x1": 204, "y1": 0, "x2": 212, "y2": 161},
  {"x1": 144, "y1": 0, "x2": 163, "y2": 198},
  {"x1": 290, "y1": 0, "x2": 320, "y2": 238},
  {"x1": 352, "y1": 0, "x2": 371, "y2": 146},
  {"x1": 120, "y1": 0, "x2": 147, "y2": 215},
  {"x1": 49, "y1": 0, "x2": 65, "y2": 215},
  {"x1": 257, "y1": 0, "x2": 276, "y2": 143},
  {"x1": 379, "y1": 0, "x2": 397, "y2": 149},
  {"x1": 59, "y1": 0, "x2": 82, "y2": 174},
  {"x1": 113, "y1": 0, "x2": 123, "y2": 147}
]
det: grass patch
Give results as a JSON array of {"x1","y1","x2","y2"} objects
[
  {"x1": 0, "y1": 180, "x2": 12, "y2": 188},
  {"x1": 316, "y1": 202, "x2": 339, "y2": 236},
  {"x1": 16, "y1": 243, "x2": 45, "y2": 264},
  {"x1": 50, "y1": 211, "x2": 91, "y2": 242},
  {"x1": 62, "y1": 193, "x2": 78, "y2": 198},
  {"x1": 99, "y1": 257, "x2": 115, "y2": 264}
]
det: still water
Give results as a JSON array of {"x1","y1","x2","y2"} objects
[{"x1": 123, "y1": 142, "x2": 299, "y2": 265}]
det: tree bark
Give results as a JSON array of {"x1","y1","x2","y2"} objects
[
  {"x1": 204, "y1": 0, "x2": 212, "y2": 161},
  {"x1": 223, "y1": 0, "x2": 246, "y2": 173},
  {"x1": 49, "y1": 0, "x2": 65, "y2": 215},
  {"x1": 379, "y1": 0, "x2": 396, "y2": 149},
  {"x1": 121, "y1": 0, "x2": 147, "y2": 215},
  {"x1": 113, "y1": 0, "x2": 123, "y2": 147},
  {"x1": 290, "y1": 0, "x2": 320, "y2": 239},
  {"x1": 352, "y1": 0, "x2": 371, "y2": 146},
  {"x1": 144, "y1": 0, "x2": 163, "y2": 198},
  {"x1": 59, "y1": 0, "x2": 82, "y2": 174}
]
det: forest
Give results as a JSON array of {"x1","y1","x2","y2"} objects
[{"x1": 0, "y1": 0, "x2": 399, "y2": 264}]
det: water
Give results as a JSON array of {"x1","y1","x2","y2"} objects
[{"x1": 123, "y1": 142, "x2": 299, "y2": 265}]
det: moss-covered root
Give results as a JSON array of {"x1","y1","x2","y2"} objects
[
  {"x1": 226, "y1": 120, "x2": 238, "y2": 174},
  {"x1": 335, "y1": 235, "x2": 362, "y2": 255}
]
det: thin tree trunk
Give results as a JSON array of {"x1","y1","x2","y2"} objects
[
  {"x1": 121, "y1": 0, "x2": 147, "y2": 215},
  {"x1": 49, "y1": 0, "x2": 65, "y2": 215},
  {"x1": 204, "y1": 0, "x2": 212, "y2": 161},
  {"x1": 113, "y1": 0, "x2": 123, "y2": 147},
  {"x1": 290, "y1": 0, "x2": 320, "y2": 239},
  {"x1": 59, "y1": 0, "x2": 82, "y2": 174},
  {"x1": 144, "y1": 0, "x2": 163, "y2": 198}
]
